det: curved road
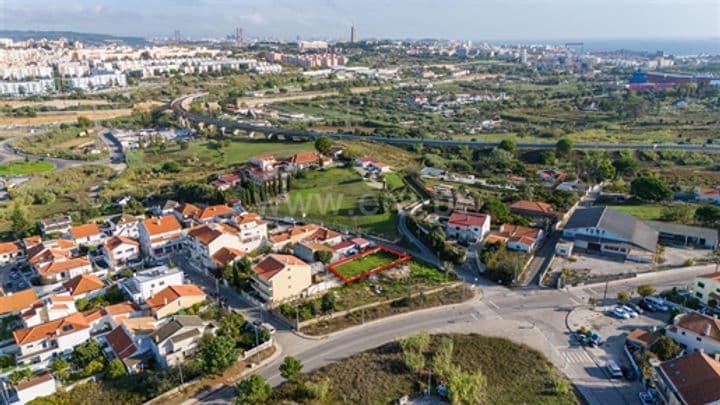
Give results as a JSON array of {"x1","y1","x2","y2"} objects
[{"x1": 172, "y1": 93, "x2": 720, "y2": 152}]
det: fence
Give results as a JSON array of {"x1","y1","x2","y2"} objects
[
  {"x1": 242, "y1": 339, "x2": 273, "y2": 360},
  {"x1": 327, "y1": 245, "x2": 411, "y2": 284}
]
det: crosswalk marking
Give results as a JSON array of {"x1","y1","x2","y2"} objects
[{"x1": 561, "y1": 349, "x2": 593, "y2": 364}]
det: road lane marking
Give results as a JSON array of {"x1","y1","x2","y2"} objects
[
  {"x1": 486, "y1": 300, "x2": 500, "y2": 310},
  {"x1": 561, "y1": 349, "x2": 592, "y2": 364},
  {"x1": 569, "y1": 297, "x2": 580, "y2": 306}
]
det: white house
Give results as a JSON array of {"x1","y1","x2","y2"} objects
[
  {"x1": 695, "y1": 187, "x2": 720, "y2": 205},
  {"x1": 15, "y1": 374, "x2": 57, "y2": 404},
  {"x1": 35, "y1": 257, "x2": 93, "y2": 283},
  {"x1": 120, "y1": 266, "x2": 184, "y2": 304},
  {"x1": 102, "y1": 236, "x2": 141, "y2": 271},
  {"x1": 139, "y1": 215, "x2": 184, "y2": 260},
  {"x1": 667, "y1": 312, "x2": 720, "y2": 355},
  {"x1": 149, "y1": 315, "x2": 215, "y2": 368},
  {"x1": 230, "y1": 212, "x2": 268, "y2": 252},
  {"x1": 13, "y1": 313, "x2": 91, "y2": 369},
  {"x1": 186, "y1": 223, "x2": 246, "y2": 270},
  {"x1": 446, "y1": 211, "x2": 491, "y2": 242},
  {"x1": 0, "y1": 241, "x2": 24, "y2": 265},
  {"x1": 249, "y1": 154, "x2": 276, "y2": 172},
  {"x1": 355, "y1": 156, "x2": 391, "y2": 173},
  {"x1": 106, "y1": 214, "x2": 142, "y2": 239},
  {"x1": 69, "y1": 223, "x2": 104, "y2": 246}
]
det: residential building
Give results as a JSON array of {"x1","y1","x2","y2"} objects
[
  {"x1": 646, "y1": 221, "x2": 718, "y2": 249},
  {"x1": 249, "y1": 154, "x2": 276, "y2": 171},
  {"x1": 509, "y1": 200, "x2": 560, "y2": 221},
  {"x1": 22, "y1": 294, "x2": 78, "y2": 327},
  {"x1": 62, "y1": 274, "x2": 105, "y2": 300},
  {"x1": 655, "y1": 352, "x2": 720, "y2": 405},
  {"x1": 35, "y1": 256, "x2": 93, "y2": 283},
  {"x1": 13, "y1": 312, "x2": 91, "y2": 368},
  {"x1": 0, "y1": 241, "x2": 24, "y2": 265},
  {"x1": 186, "y1": 223, "x2": 244, "y2": 269},
  {"x1": 287, "y1": 151, "x2": 321, "y2": 171},
  {"x1": 562, "y1": 207, "x2": 658, "y2": 262},
  {"x1": 446, "y1": 211, "x2": 491, "y2": 242},
  {"x1": 172, "y1": 203, "x2": 201, "y2": 224},
  {"x1": 0, "y1": 288, "x2": 37, "y2": 318},
  {"x1": 626, "y1": 328, "x2": 660, "y2": 351},
  {"x1": 210, "y1": 173, "x2": 242, "y2": 191},
  {"x1": 695, "y1": 187, "x2": 720, "y2": 204},
  {"x1": 667, "y1": 312, "x2": 720, "y2": 355},
  {"x1": 105, "y1": 324, "x2": 151, "y2": 374},
  {"x1": 294, "y1": 240, "x2": 336, "y2": 263},
  {"x1": 139, "y1": 215, "x2": 184, "y2": 260},
  {"x1": 211, "y1": 247, "x2": 246, "y2": 268},
  {"x1": 70, "y1": 223, "x2": 104, "y2": 246},
  {"x1": 149, "y1": 315, "x2": 215, "y2": 368},
  {"x1": 120, "y1": 266, "x2": 184, "y2": 304},
  {"x1": 355, "y1": 156, "x2": 391, "y2": 173},
  {"x1": 269, "y1": 224, "x2": 341, "y2": 251},
  {"x1": 194, "y1": 204, "x2": 235, "y2": 224},
  {"x1": 106, "y1": 214, "x2": 142, "y2": 239},
  {"x1": 230, "y1": 212, "x2": 268, "y2": 252},
  {"x1": 14, "y1": 373, "x2": 57, "y2": 405},
  {"x1": 26, "y1": 239, "x2": 76, "y2": 270},
  {"x1": 485, "y1": 224, "x2": 544, "y2": 252},
  {"x1": 251, "y1": 254, "x2": 312, "y2": 304},
  {"x1": 146, "y1": 284, "x2": 207, "y2": 319},
  {"x1": 693, "y1": 273, "x2": 720, "y2": 306},
  {"x1": 102, "y1": 236, "x2": 141, "y2": 271},
  {"x1": 39, "y1": 216, "x2": 72, "y2": 236}
]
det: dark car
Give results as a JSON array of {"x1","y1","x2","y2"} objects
[{"x1": 639, "y1": 300, "x2": 657, "y2": 312}]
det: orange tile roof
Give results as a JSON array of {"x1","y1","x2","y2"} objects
[
  {"x1": 0, "y1": 288, "x2": 38, "y2": 315},
  {"x1": 253, "y1": 254, "x2": 308, "y2": 281},
  {"x1": 106, "y1": 326, "x2": 137, "y2": 359},
  {"x1": 448, "y1": 211, "x2": 489, "y2": 227},
  {"x1": 104, "y1": 301, "x2": 140, "y2": 316},
  {"x1": 626, "y1": 328, "x2": 659, "y2": 348},
  {"x1": 104, "y1": 236, "x2": 139, "y2": 252},
  {"x1": 142, "y1": 215, "x2": 182, "y2": 236},
  {"x1": 499, "y1": 224, "x2": 542, "y2": 239},
  {"x1": 13, "y1": 312, "x2": 89, "y2": 345},
  {"x1": 36, "y1": 257, "x2": 91, "y2": 277},
  {"x1": 290, "y1": 151, "x2": 320, "y2": 165},
  {"x1": 15, "y1": 373, "x2": 54, "y2": 392},
  {"x1": 62, "y1": 274, "x2": 104, "y2": 296},
  {"x1": 187, "y1": 224, "x2": 223, "y2": 245},
  {"x1": 212, "y1": 247, "x2": 245, "y2": 267},
  {"x1": 146, "y1": 285, "x2": 206, "y2": 311},
  {"x1": 699, "y1": 272, "x2": 720, "y2": 281},
  {"x1": 509, "y1": 200, "x2": 558, "y2": 216},
  {"x1": 0, "y1": 241, "x2": 22, "y2": 255},
  {"x1": 174, "y1": 203, "x2": 200, "y2": 217},
  {"x1": 659, "y1": 352, "x2": 720, "y2": 405},
  {"x1": 485, "y1": 234, "x2": 509, "y2": 244},
  {"x1": 196, "y1": 204, "x2": 234, "y2": 220},
  {"x1": 70, "y1": 223, "x2": 102, "y2": 240},
  {"x1": 22, "y1": 235, "x2": 42, "y2": 248},
  {"x1": 234, "y1": 212, "x2": 264, "y2": 225}
]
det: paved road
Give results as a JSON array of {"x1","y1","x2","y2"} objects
[
  {"x1": 172, "y1": 94, "x2": 720, "y2": 152},
  {"x1": 396, "y1": 209, "x2": 442, "y2": 267},
  {"x1": 181, "y1": 249, "x2": 716, "y2": 405},
  {"x1": 0, "y1": 135, "x2": 111, "y2": 170},
  {"x1": 521, "y1": 231, "x2": 560, "y2": 286}
]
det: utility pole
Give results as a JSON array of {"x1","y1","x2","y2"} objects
[
  {"x1": 295, "y1": 305, "x2": 300, "y2": 330},
  {"x1": 178, "y1": 361, "x2": 184, "y2": 391},
  {"x1": 253, "y1": 321, "x2": 261, "y2": 362},
  {"x1": 603, "y1": 280, "x2": 609, "y2": 304}
]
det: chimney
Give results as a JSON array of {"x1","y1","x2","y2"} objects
[
  {"x1": 715, "y1": 352, "x2": 720, "y2": 362},
  {"x1": 164, "y1": 297, "x2": 168, "y2": 306},
  {"x1": 705, "y1": 323, "x2": 712, "y2": 336}
]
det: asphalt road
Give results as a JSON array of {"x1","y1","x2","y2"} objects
[
  {"x1": 180, "y1": 252, "x2": 716, "y2": 405},
  {"x1": 172, "y1": 94, "x2": 720, "y2": 152}
]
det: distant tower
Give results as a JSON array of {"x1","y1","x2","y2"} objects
[
  {"x1": 350, "y1": 24, "x2": 359, "y2": 43},
  {"x1": 173, "y1": 30, "x2": 181, "y2": 44},
  {"x1": 235, "y1": 27, "x2": 243, "y2": 47}
]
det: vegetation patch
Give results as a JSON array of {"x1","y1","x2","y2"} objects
[
  {"x1": 329, "y1": 246, "x2": 409, "y2": 282},
  {"x1": 0, "y1": 160, "x2": 54, "y2": 176}
]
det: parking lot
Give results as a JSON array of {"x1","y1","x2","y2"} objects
[{"x1": 0, "y1": 263, "x2": 31, "y2": 293}]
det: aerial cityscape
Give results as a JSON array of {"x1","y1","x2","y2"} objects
[{"x1": 0, "y1": 0, "x2": 718, "y2": 404}]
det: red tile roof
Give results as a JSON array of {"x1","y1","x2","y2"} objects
[
  {"x1": 509, "y1": 200, "x2": 558, "y2": 216},
  {"x1": 448, "y1": 211, "x2": 489, "y2": 228},
  {"x1": 196, "y1": 204, "x2": 234, "y2": 220},
  {"x1": 70, "y1": 223, "x2": 102, "y2": 240},
  {"x1": 212, "y1": 247, "x2": 245, "y2": 267},
  {"x1": 142, "y1": 215, "x2": 182, "y2": 236},
  {"x1": 36, "y1": 257, "x2": 91, "y2": 277},
  {"x1": 0, "y1": 288, "x2": 38, "y2": 315},
  {"x1": 675, "y1": 312, "x2": 720, "y2": 341},
  {"x1": 290, "y1": 151, "x2": 320, "y2": 165},
  {"x1": 13, "y1": 312, "x2": 89, "y2": 345},
  {"x1": 62, "y1": 274, "x2": 104, "y2": 296},
  {"x1": 0, "y1": 241, "x2": 22, "y2": 255},
  {"x1": 253, "y1": 254, "x2": 308, "y2": 280},
  {"x1": 146, "y1": 285, "x2": 206, "y2": 311},
  {"x1": 106, "y1": 326, "x2": 137, "y2": 359},
  {"x1": 659, "y1": 352, "x2": 720, "y2": 405}
]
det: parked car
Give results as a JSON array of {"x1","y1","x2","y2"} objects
[
  {"x1": 610, "y1": 307, "x2": 630, "y2": 319},
  {"x1": 639, "y1": 391, "x2": 656, "y2": 405},
  {"x1": 639, "y1": 300, "x2": 657, "y2": 312},
  {"x1": 621, "y1": 305, "x2": 639, "y2": 318},
  {"x1": 262, "y1": 323, "x2": 276, "y2": 335},
  {"x1": 606, "y1": 360, "x2": 623, "y2": 378},
  {"x1": 17, "y1": 281, "x2": 27, "y2": 289},
  {"x1": 644, "y1": 296, "x2": 669, "y2": 312},
  {"x1": 628, "y1": 302, "x2": 644, "y2": 314}
]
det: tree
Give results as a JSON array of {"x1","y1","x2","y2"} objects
[
  {"x1": 304, "y1": 378, "x2": 331, "y2": 402},
  {"x1": 403, "y1": 349, "x2": 426, "y2": 375},
  {"x1": 555, "y1": 138, "x2": 573, "y2": 158},
  {"x1": 9, "y1": 368, "x2": 32, "y2": 385},
  {"x1": 219, "y1": 312, "x2": 247, "y2": 343},
  {"x1": 77, "y1": 116, "x2": 92, "y2": 128},
  {"x1": 72, "y1": 340, "x2": 103, "y2": 368},
  {"x1": 10, "y1": 203, "x2": 32, "y2": 238},
  {"x1": 314, "y1": 250, "x2": 333, "y2": 265},
  {"x1": 432, "y1": 337, "x2": 455, "y2": 381},
  {"x1": 84, "y1": 359, "x2": 105, "y2": 376},
  {"x1": 398, "y1": 332, "x2": 430, "y2": 353},
  {"x1": 617, "y1": 291, "x2": 631, "y2": 304},
  {"x1": 613, "y1": 152, "x2": 639, "y2": 177},
  {"x1": 636, "y1": 284, "x2": 656, "y2": 297},
  {"x1": 498, "y1": 139, "x2": 516, "y2": 153},
  {"x1": 279, "y1": 356, "x2": 304, "y2": 382},
  {"x1": 661, "y1": 205, "x2": 693, "y2": 224},
  {"x1": 447, "y1": 366, "x2": 487, "y2": 405},
  {"x1": 321, "y1": 292, "x2": 336, "y2": 313},
  {"x1": 201, "y1": 334, "x2": 239, "y2": 375},
  {"x1": 51, "y1": 358, "x2": 70, "y2": 381},
  {"x1": 235, "y1": 374, "x2": 272, "y2": 404},
  {"x1": 631, "y1": 176, "x2": 672, "y2": 202},
  {"x1": 651, "y1": 336, "x2": 682, "y2": 361},
  {"x1": 106, "y1": 359, "x2": 127, "y2": 379},
  {"x1": 695, "y1": 205, "x2": 720, "y2": 227},
  {"x1": 314, "y1": 136, "x2": 332, "y2": 155}
]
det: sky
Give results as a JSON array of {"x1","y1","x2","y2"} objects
[{"x1": 0, "y1": 0, "x2": 718, "y2": 41}]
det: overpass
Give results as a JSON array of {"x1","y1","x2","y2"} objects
[{"x1": 171, "y1": 94, "x2": 720, "y2": 152}]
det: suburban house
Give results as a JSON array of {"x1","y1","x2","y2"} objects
[
  {"x1": 211, "y1": 247, "x2": 246, "y2": 268},
  {"x1": 626, "y1": 328, "x2": 660, "y2": 352},
  {"x1": 186, "y1": 223, "x2": 245, "y2": 270},
  {"x1": 0, "y1": 241, "x2": 24, "y2": 265},
  {"x1": 82, "y1": 302, "x2": 142, "y2": 334},
  {"x1": 22, "y1": 294, "x2": 78, "y2": 327},
  {"x1": 230, "y1": 212, "x2": 268, "y2": 252},
  {"x1": 695, "y1": 187, "x2": 720, "y2": 205},
  {"x1": 0, "y1": 288, "x2": 38, "y2": 318},
  {"x1": 655, "y1": 352, "x2": 720, "y2": 405},
  {"x1": 62, "y1": 274, "x2": 105, "y2": 300},
  {"x1": 537, "y1": 169, "x2": 566, "y2": 183},
  {"x1": 13, "y1": 312, "x2": 91, "y2": 368},
  {"x1": 250, "y1": 154, "x2": 276, "y2": 172},
  {"x1": 146, "y1": 284, "x2": 207, "y2": 319},
  {"x1": 446, "y1": 211, "x2": 491, "y2": 243},
  {"x1": 210, "y1": 173, "x2": 242, "y2": 191},
  {"x1": 245, "y1": 154, "x2": 279, "y2": 185},
  {"x1": 14, "y1": 373, "x2": 57, "y2": 404},
  {"x1": 692, "y1": 273, "x2": 720, "y2": 306},
  {"x1": 667, "y1": 312, "x2": 720, "y2": 355},
  {"x1": 355, "y1": 156, "x2": 391, "y2": 173},
  {"x1": 120, "y1": 266, "x2": 184, "y2": 304},
  {"x1": 646, "y1": 220, "x2": 718, "y2": 249},
  {"x1": 194, "y1": 204, "x2": 235, "y2": 224},
  {"x1": 102, "y1": 236, "x2": 141, "y2": 271},
  {"x1": 287, "y1": 151, "x2": 321, "y2": 171},
  {"x1": 40, "y1": 215, "x2": 72, "y2": 236},
  {"x1": 509, "y1": 200, "x2": 560, "y2": 221},
  {"x1": 294, "y1": 240, "x2": 336, "y2": 263},
  {"x1": 35, "y1": 256, "x2": 93, "y2": 283},
  {"x1": 485, "y1": 224, "x2": 544, "y2": 252},
  {"x1": 105, "y1": 324, "x2": 152, "y2": 374},
  {"x1": 139, "y1": 215, "x2": 184, "y2": 260},
  {"x1": 69, "y1": 223, "x2": 104, "y2": 246},
  {"x1": 149, "y1": 315, "x2": 215, "y2": 368},
  {"x1": 106, "y1": 214, "x2": 142, "y2": 239},
  {"x1": 172, "y1": 203, "x2": 201, "y2": 225},
  {"x1": 562, "y1": 207, "x2": 658, "y2": 263},
  {"x1": 251, "y1": 254, "x2": 312, "y2": 304},
  {"x1": 269, "y1": 224, "x2": 342, "y2": 251},
  {"x1": 26, "y1": 239, "x2": 77, "y2": 269}
]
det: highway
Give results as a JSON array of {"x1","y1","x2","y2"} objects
[{"x1": 172, "y1": 94, "x2": 720, "y2": 152}]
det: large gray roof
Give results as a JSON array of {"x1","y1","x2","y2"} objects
[
  {"x1": 151, "y1": 315, "x2": 204, "y2": 343},
  {"x1": 565, "y1": 207, "x2": 658, "y2": 252},
  {"x1": 646, "y1": 220, "x2": 718, "y2": 242}
]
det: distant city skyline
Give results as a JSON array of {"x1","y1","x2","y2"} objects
[{"x1": 1, "y1": 0, "x2": 718, "y2": 42}]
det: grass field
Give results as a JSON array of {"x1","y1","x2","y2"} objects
[
  {"x1": 273, "y1": 334, "x2": 578, "y2": 404},
  {"x1": 606, "y1": 204, "x2": 667, "y2": 220},
  {"x1": 383, "y1": 172, "x2": 404, "y2": 190},
  {"x1": 332, "y1": 249, "x2": 400, "y2": 280},
  {"x1": 0, "y1": 160, "x2": 54, "y2": 176},
  {"x1": 0, "y1": 109, "x2": 132, "y2": 126},
  {"x1": 13, "y1": 126, "x2": 106, "y2": 161},
  {"x1": 269, "y1": 167, "x2": 398, "y2": 239}
]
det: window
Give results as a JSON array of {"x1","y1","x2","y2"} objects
[
  {"x1": 681, "y1": 331, "x2": 686, "y2": 335},
  {"x1": 698, "y1": 282, "x2": 706, "y2": 289},
  {"x1": 696, "y1": 292, "x2": 703, "y2": 299},
  {"x1": 697, "y1": 337, "x2": 702, "y2": 342}
]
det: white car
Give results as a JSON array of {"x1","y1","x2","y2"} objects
[
  {"x1": 610, "y1": 307, "x2": 630, "y2": 319},
  {"x1": 621, "y1": 305, "x2": 639, "y2": 318}
]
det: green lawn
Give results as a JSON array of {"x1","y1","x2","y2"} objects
[
  {"x1": 383, "y1": 172, "x2": 404, "y2": 190},
  {"x1": 0, "y1": 160, "x2": 53, "y2": 176},
  {"x1": 270, "y1": 167, "x2": 398, "y2": 239},
  {"x1": 332, "y1": 250, "x2": 400, "y2": 280},
  {"x1": 606, "y1": 204, "x2": 667, "y2": 220}
]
